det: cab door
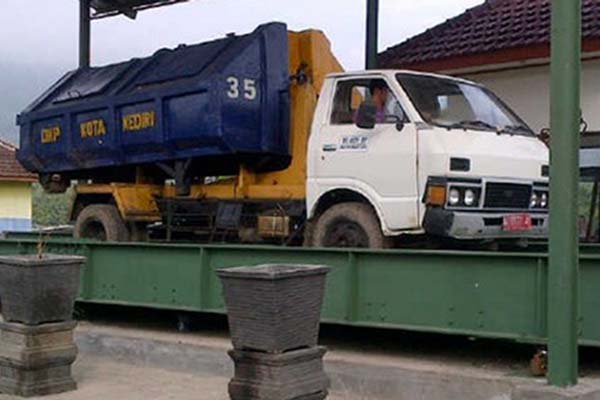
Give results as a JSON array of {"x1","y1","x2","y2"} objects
[{"x1": 312, "y1": 76, "x2": 420, "y2": 231}]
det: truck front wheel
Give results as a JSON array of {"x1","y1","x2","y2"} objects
[
  {"x1": 74, "y1": 205, "x2": 130, "y2": 242},
  {"x1": 311, "y1": 202, "x2": 391, "y2": 248}
]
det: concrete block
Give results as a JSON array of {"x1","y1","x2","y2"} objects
[
  {"x1": 513, "y1": 383, "x2": 600, "y2": 400},
  {"x1": 0, "y1": 321, "x2": 78, "y2": 397},
  {"x1": 228, "y1": 346, "x2": 329, "y2": 400}
]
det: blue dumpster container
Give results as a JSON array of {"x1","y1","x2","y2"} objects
[{"x1": 17, "y1": 22, "x2": 291, "y2": 181}]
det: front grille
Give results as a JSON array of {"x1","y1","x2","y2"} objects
[{"x1": 484, "y1": 182, "x2": 532, "y2": 209}]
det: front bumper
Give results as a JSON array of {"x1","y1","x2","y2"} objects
[{"x1": 423, "y1": 208, "x2": 548, "y2": 240}]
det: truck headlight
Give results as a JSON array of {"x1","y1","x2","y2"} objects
[
  {"x1": 448, "y1": 188, "x2": 461, "y2": 206},
  {"x1": 530, "y1": 192, "x2": 538, "y2": 208},
  {"x1": 540, "y1": 192, "x2": 548, "y2": 208},
  {"x1": 464, "y1": 189, "x2": 476, "y2": 206},
  {"x1": 531, "y1": 190, "x2": 549, "y2": 209}
]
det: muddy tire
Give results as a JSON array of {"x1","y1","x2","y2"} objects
[
  {"x1": 302, "y1": 219, "x2": 315, "y2": 247},
  {"x1": 74, "y1": 204, "x2": 130, "y2": 242},
  {"x1": 311, "y1": 202, "x2": 392, "y2": 248},
  {"x1": 129, "y1": 222, "x2": 149, "y2": 242}
]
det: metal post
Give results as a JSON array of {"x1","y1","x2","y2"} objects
[
  {"x1": 594, "y1": 181, "x2": 600, "y2": 242},
  {"x1": 365, "y1": 0, "x2": 379, "y2": 69},
  {"x1": 548, "y1": 0, "x2": 581, "y2": 387},
  {"x1": 79, "y1": 0, "x2": 91, "y2": 68},
  {"x1": 586, "y1": 177, "x2": 599, "y2": 241}
]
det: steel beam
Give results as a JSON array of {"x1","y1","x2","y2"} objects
[
  {"x1": 365, "y1": 0, "x2": 379, "y2": 69},
  {"x1": 90, "y1": 0, "x2": 189, "y2": 19},
  {"x1": 4, "y1": 238, "x2": 600, "y2": 349},
  {"x1": 548, "y1": 0, "x2": 582, "y2": 387},
  {"x1": 79, "y1": 0, "x2": 91, "y2": 68},
  {"x1": 96, "y1": 0, "x2": 138, "y2": 19}
]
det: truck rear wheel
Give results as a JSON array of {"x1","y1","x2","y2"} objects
[
  {"x1": 74, "y1": 205, "x2": 130, "y2": 242},
  {"x1": 311, "y1": 202, "x2": 391, "y2": 248}
]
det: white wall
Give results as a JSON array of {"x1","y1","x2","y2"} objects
[
  {"x1": 463, "y1": 59, "x2": 600, "y2": 134},
  {"x1": 0, "y1": 181, "x2": 32, "y2": 232},
  {"x1": 0, "y1": 181, "x2": 32, "y2": 219}
]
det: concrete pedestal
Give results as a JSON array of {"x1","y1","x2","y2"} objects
[
  {"x1": 513, "y1": 383, "x2": 600, "y2": 400},
  {"x1": 228, "y1": 346, "x2": 329, "y2": 400},
  {"x1": 0, "y1": 320, "x2": 78, "y2": 397}
]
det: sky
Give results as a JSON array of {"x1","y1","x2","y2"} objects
[{"x1": 0, "y1": 0, "x2": 482, "y2": 143}]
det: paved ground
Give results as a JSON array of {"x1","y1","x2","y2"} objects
[
  {"x1": 2, "y1": 306, "x2": 600, "y2": 399},
  {"x1": 0, "y1": 355, "x2": 231, "y2": 400},
  {"x1": 0, "y1": 355, "x2": 347, "y2": 400}
]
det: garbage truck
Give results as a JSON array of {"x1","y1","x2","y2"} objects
[{"x1": 17, "y1": 23, "x2": 550, "y2": 247}]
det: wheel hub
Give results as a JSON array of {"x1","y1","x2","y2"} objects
[{"x1": 324, "y1": 219, "x2": 369, "y2": 248}]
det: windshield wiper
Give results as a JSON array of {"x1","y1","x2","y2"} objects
[
  {"x1": 443, "y1": 120, "x2": 499, "y2": 132},
  {"x1": 502, "y1": 124, "x2": 533, "y2": 136},
  {"x1": 443, "y1": 120, "x2": 533, "y2": 136}
]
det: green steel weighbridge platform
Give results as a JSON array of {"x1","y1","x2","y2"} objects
[{"x1": 1, "y1": 0, "x2": 584, "y2": 389}]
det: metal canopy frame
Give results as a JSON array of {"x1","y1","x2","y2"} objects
[
  {"x1": 78, "y1": 0, "x2": 380, "y2": 69},
  {"x1": 78, "y1": 0, "x2": 190, "y2": 68},
  {"x1": 90, "y1": 0, "x2": 190, "y2": 19},
  {"x1": 366, "y1": 0, "x2": 379, "y2": 69}
]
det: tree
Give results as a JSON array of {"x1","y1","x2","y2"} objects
[{"x1": 31, "y1": 184, "x2": 74, "y2": 227}]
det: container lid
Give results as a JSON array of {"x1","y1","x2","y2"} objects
[
  {"x1": 217, "y1": 264, "x2": 330, "y2": 280},
  {"x1": 0, "y1": 254, "x2": 86, "y2": 267}
]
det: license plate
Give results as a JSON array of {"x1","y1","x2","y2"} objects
[{"x1": 503, "y1": 214, "x2": 532, "y2": 232}]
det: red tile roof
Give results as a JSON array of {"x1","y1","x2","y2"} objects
[
  {"x1": 379, "y1": 0, "x2": 600, "y2": 71},
  {"x1": 0, "y1": 140, "x2": 37, "y2": 183}
]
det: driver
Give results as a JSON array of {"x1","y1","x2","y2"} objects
[{"x1": 369, "y1": 80, "x2": 389, "y2": 123}]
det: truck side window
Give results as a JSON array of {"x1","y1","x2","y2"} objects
[{"x1": 330, "y1": 79, "x2": 406, "y2": 125}]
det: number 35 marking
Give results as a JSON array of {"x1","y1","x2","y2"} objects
[{"x1": 227, "y1": 77, "x2": 257, "y2": 100}]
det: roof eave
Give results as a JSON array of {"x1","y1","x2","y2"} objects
[
  {"x1": 382, "y1": 38, "x2": 600, "y2": 74},
  {"x1": 0, "y1": 177, "x2": 37, "y2": 183}
]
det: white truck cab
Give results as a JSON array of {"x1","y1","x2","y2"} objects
[{"x1": 306, "y1": 70, "x2": 549, "y2": 247}]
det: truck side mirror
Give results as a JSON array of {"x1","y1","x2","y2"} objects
[
  {"x1": 383, "y1": 115, "x2": 405, "y2": 132},
  {"x1": 355, "y1": 102, "x2": 377, "y2": 130},
  {"x1": 396, "y1": 120, "x2": 405, "y2": 132},
  {"x1": 393, "y1": 106, "x2": 407, "y2": 132}
]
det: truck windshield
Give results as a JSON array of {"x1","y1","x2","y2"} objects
[{"x1": 396, "y1": 73, "x2": 533, "y2": 136}]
